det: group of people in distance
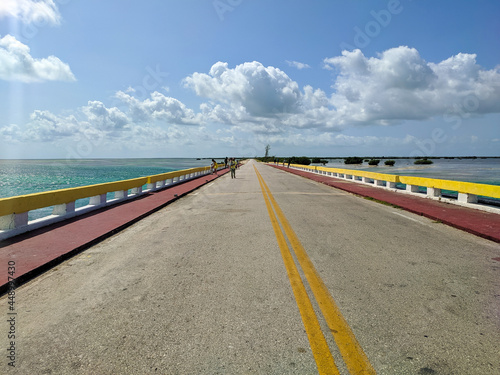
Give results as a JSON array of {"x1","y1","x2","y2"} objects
[{"x1": 210, "y1": 157, "x2": 239, "y2": 179}]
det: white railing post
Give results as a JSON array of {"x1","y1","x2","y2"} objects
[
  {"x1": 131, "y1": 186, "x2": 142, "y2": 195},
  {"x1": 114, "y1": 190, "x2": 128, "y2": 200},
  {"x1": 427, "y1": 187, "x2": 441, "y2": 198},
  {"x1": 458, "y1": 193, "x2": 478, "y2": 204},
  {"x1": 53, "y1": 201, "x2": 76, "y2": 215},
  {"x1": 0, "y1": 213, "x2": 28, "y2": 230},
  {"x1": 89, "y1": 194, "x2": 107, "y2": 207}
]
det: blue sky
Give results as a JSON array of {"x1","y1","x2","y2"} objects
[{"x1": 0, "y1": 0, "x2": 499, "y2": 159}]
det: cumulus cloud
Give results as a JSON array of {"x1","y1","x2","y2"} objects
[
  {"x1": 0, "y1": 0, "x2": 61, "y2": 25},
  {"x1": 115, "y1": 91, "x2": 203, "y2": 125},
  {"x1": 184, "y1": 61, "x2": 302, "y2": 117},
  {"x1": 24, "y1": 110, "x2": 80, "y2": 141},
  {"x1": 324, "y1": 46, "x2": 500, "y2": 124},
  {"x1": 82, "y1": 101, "x2": 129, "y2": 131},
  {"x1": 286, "y1": 60, "x2": 311, "y2": 70},
  {"x1": 0, "y1": 35, "x2": 76, "y2": 82},
  {"x1": 184, "y1": 61, "x2": 344, "y2": 134},
  {"x1": 0, "y1": 124, "x2": 22, "y2": 142},
  {"x1": 11, "y1": 90, "x2": 203, "y2": 144},
  {"x1": 5, "y1": 46, "x2": 499, "y2": 155}
]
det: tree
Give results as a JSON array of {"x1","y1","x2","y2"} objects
[{"x1": 264, "y1": 144, "x2": 271, "y2": 159}]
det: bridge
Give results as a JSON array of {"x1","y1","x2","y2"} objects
[{"x1": 1, "y1": 160, "x2": 499, "y2": 374}]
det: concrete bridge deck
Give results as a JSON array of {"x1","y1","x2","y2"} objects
[{"x1": 1, "y1": 160, "x2": 499, "y2": 374}]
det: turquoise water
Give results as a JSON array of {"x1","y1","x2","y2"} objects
[
  {"x1": 0, "y1": 158, "x2": 213, "y2": 199},
  {"x1": 321, "y1": 158, "x2": 500, "y2": 186},
  {"x1": 0, "y1": 158, "x2": 214, "y2": 220}
]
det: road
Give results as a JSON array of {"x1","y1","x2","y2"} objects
[{"x1": 1, "y1": 159, "x2": 499, "y2": 374}]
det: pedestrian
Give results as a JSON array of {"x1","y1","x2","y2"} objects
[
  {"x1": 211, "y1": 159, "x2": 218, "y2": 175},
  {"x1": 224, "y1": 157, "x2": 228, "y2": 169},
  {"x1": 230, "y1": 158, "x2": 237, "y2": 179}
]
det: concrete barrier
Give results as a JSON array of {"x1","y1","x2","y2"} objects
[
  {"x1": 286, "y1": 164, "x2": 500, "y2": 213},
  {"x1": 0, "y1": 165, "x2": 221, "y2": 241}
]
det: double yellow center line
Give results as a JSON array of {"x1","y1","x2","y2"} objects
[{"x1": 254, "y1": 165, "x2": 376, "y2": 375}]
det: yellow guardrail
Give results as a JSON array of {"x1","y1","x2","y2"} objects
[
  {"x1": 0, "y1": 176, "x2": 149, "y2": 217},
  {"x1": 147, "y1": 166, "x2": 210, "y2": 184},
  {"x1": 398, "y1": 176, "x2": 500, "y2": 199},
  {"x1": 0, "y1": 166, "x2": 214, "y2": 218},
  {"x1": 303, "y1": 165, "x2": 399, "y2": 183},
  {"x1": 288, "y1": 164, "x2": 500, "y2": 199}
]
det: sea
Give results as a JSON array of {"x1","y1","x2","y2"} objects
[
  {"x1": 0, "y1": 157, "x2": 499, "y2": 220},
  {"x1": 0, "y1": 158, "x2": 213, "y2": 220},
  {"x1": 321, "y1": 157, "x2": 500, "y2": 186}
]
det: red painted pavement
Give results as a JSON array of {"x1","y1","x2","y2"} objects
[
  {"x1": 0, "y1": 169, "x2": 229, "y2": 294},
  {"x1": 269, "y1": 164, "x2": 500, "y2": 244}
]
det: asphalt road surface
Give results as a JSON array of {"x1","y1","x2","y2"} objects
[{"x1": 1, "y1": 160, "x2": 499, "y2": 374}]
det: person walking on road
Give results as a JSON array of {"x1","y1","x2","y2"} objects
[{"x1": 230, "y1": 158, "x2": 237, "y2": 179}]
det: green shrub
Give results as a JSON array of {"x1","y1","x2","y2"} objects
[
  {"x1": 344, "y1": 157, "x2": 364, "y2": 164},
  {"x1": 292, "y1": 156, "x2": 311, "y2": 165},
  {"x1": 312, "y1": 158, "x2": 329, "y2": 165},
  {"x1": 368, "y1": 159, "x2": 380, "y2": 166},
  {"x1": 414, "y1": 158, "x2": 433, "y2": 165},
  {"x1": 384, "y1": 160, "x2": 395, "y2": 166}
]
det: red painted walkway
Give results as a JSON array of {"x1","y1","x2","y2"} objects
[
  {"x1": 270, "y1": 164, "x2": 500, "y2": 244},
  {"x1": 0, "y1": 169, "x2": 229, "y2": 294}
]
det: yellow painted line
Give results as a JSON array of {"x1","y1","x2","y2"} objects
[
  {"x1": 256, "y1": 166, "x2": 377, "y2": 375},
  {"x1": 254, "y1": 166, "x2": 339, "y2": 375}
]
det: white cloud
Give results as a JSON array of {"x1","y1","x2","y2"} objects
[
  {"x1": 0, "y1": 0, "x2": 61, "y2": 25},
  {"x1": 10, "y1": 91, "x2": 203, "y2": 145},
  {"x1": 0, "y1": 34, "x2": 76, "y2": 82},
  {"x1": 115, "y1": 91, "x2": 203, "y2": 125},
  {"x1": 286, "y1": 60, "x2": 311, "y2": 70},
  {"x1": 324, "y1": 46, "x2": 500, "y2": 124},
  {"x1": 4, "y1": 47, "x2": 499, "y2": 157},
  {"x1": 0, "y1": 124, "x2": 22, "y2": 142},
  {"x1": 184, "y1": 61, "x2": 302, "y2": 117},
  {"x1": 82, "y1": 101, "x2": 129, "y2": 132},
  {"x1": 184, "y1": 61, "x2": 342, "y2": 133},
  {"x1": 24, "y1": 110, "x2": 80, "y2": 141}
]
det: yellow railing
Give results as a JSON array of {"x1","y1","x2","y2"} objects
[
  {"x1": 0, "y1": 165, "x2": 217, "y2": 239},
  {"x1": 397, "y1": 176, "x2": 500, "y2": 199},
  {"x1": 0, "y1": 176, "x2": 149, "y2": 217},
  {"x1": 287, "y1": 164, "x2": 500, "y2": 200},
  {"x1": 147, "y1": 166, "x2": 211, "y2": 184}
]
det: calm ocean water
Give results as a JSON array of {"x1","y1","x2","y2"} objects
[
  {"x1": 0, "y1": 157, "x2": 499, "y2": 220},
  {"x1": 0, "y1": 158, "x2": 214, "y2": 199},
  {"x1": 322, "y1": 158, "x2": 500, "y2": 186}
]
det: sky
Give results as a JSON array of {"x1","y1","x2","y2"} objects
[{"x1": 0, "y1": 0, "x2": 499, "y2": 159}]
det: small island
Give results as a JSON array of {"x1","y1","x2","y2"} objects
[{"x1": 414, "y1": 158, "x2": 433, "y2": 165}]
